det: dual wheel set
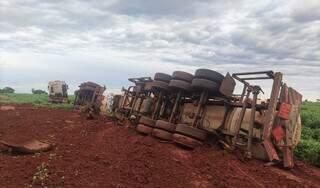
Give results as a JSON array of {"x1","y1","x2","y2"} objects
[
  {"x1": 135, "y1": 69, "x2": 225, "y2": 149},
  {"x1": 137, "y1": 118, "x2": 207, "y2": 148}
]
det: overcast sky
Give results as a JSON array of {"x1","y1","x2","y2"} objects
[{"x1": 0, "y1": 0, "x2": 319, "y2": 100}]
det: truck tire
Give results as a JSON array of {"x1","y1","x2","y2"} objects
[
  {"x1": 152, "y1": 128, "x2": 173, "y2": 141},
  {"x1": 136, "y1": 124, "x2": 153, "y2": 134},
  {"x1": 154, "y1": 73, "x2": 172, "y2": 83},
  {"x1": 151, "y1": 80, "x2": 169, "y2": 91},
  {"x1": 191, "y1": 78, "x2": 219, "y2": 93},
  {"x1": 195, "y1": 69, "x2": 224, "y2": 84},
  {"x1": 169, "y1": 79, "x2": 191, "y2": 92},
  {"x1": 175, "y1": 124, "x2": 207, "y2": 141},
  {"x1": 155, "y1": 120, "x2": 176, "y2": 132},
  {"x1": 173, "y1": 133, "x2": 203, "y2": 149},
  {"x1": 139, "y1": 116, "x2": 156, "y2": 127},
  {"x1": 172, "y1": 71, "x2": 193, "y2": 83}
]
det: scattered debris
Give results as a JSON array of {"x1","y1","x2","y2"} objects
[
  {"x1": 0, "y1": 105, "x2": 15, "y2": 111},
  {"x1": 32, "y1": 162, "x2": 50, "y2": 186},
  {"x1": 64, "y1": 120, "x2": 74, "y2": 124},
  {"x1": 0, "y1": 139, "x2": 53, "y2": 154}
]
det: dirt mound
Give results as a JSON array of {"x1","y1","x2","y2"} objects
[{"x1": 0, "y1": 104, "x2": 319, "y2": 187}]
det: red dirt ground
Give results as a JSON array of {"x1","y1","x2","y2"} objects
[{"x1": 0, "y1": 104, "x2": 320, "y2": 188}]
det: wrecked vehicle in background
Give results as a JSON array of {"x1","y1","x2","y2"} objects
[
  {"x1": 48, "y1": 81, "x2": 69, "y2": 103},
  {"x1": 74, "y1": 82, "x2": 106, "y2": 116},
  {"x1": 113, "y1": 69, "x2": 302, "y2": 169}
]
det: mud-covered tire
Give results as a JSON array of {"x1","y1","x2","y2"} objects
[
  {"x1": 173, "y1": 133, "x2": 203, "y2": 149},
  {"x1": 172, "y1": 71, "x2": 193, "y2": 83},
  {"x1": 195, "y1": 69, "x2": 224, "y2": 84},
  {"x1": 152, "y1": 128, "x2": 173, "y2": 141},
  {"x1": 175, "y1": 124, "x2": 207, "y2": 141},
  {"x1": 191, "y1": 78, "x2": 219, "y2": 92},
  {"x1": 136, "y1": 124, "x2": 153, "y2": 134},
  {"x1": 150, "y1": 80, "x2": 169, "y2": 91},
  {"x1": 154, "y1": 73, "x2": 172, "y2": 83},
  {"x1": 155, "y1": 120, "x2": 176, "y2": 132},
  {"x1": 139, "y1": 116, "x2": 156, "y2": 127},
  {"x1": 169, "y1": 79, "x2": 191, "y2": 92}
]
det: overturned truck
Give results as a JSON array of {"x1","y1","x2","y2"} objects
[
  {"x1": 113, "y1": 69, "x2": 302, "y2": 169},
  {"x1": 74, "y1": 82, "x2": 106, "y2": 115}
]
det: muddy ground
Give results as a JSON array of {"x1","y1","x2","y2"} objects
[{"x1": 0, "y1": 105, "x2": 319, "y2": 188}]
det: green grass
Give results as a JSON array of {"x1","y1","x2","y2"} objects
[
  {"x1": 301, "y1": 101, "x2": 320, "y2": 129},
  {"x1": 295, "y1": 101, "x2": 320, "y2": 167},
  {"x1": 0, "y1": 93, "x2": 75, "y2": 110},
  {"x1": 295, "y1": 139, "x2": 320, "y2": 166}
]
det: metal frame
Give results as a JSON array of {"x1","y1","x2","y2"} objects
[
  {"x1": 120, "y1": 77, "x2": 153, "y2": 116},
  {"x1": 232, "y1": 71, "x2": 283, "y2": 161},
  {"x1": 115, "y1": 70, "x2": 302, "y2": 168}
]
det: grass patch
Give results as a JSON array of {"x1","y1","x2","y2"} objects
[
  {"x1": 0, "y1": 93, "x2": 75, "y2": 110},
  {"x1": 295, "y1": 101, "x2": 320, "y2": 167}
]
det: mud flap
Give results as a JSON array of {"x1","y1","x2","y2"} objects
[{"x1": 219, "y1": 73, "x2": 236, "y2": 97}]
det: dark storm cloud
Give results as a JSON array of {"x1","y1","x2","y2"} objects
[{"x1": 0, "y1": 0, "x2": 319, "y2": 99}]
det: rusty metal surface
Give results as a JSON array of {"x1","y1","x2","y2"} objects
[
  {"x1": 233, "y1": 86, "x2": 252, "y2": 142},
  {"x1": 245, "y1": 86, "x2": 260, "y2": 158},
  {"x1": 262, "y1": 72, "x2": 282, "y2": 139},
  {"x1": 232, "y1": 71, "x2": 274, "y2": 86},
  {"x1": 281, "y1": 84, "x2": 294, "y2": 168},
  {"x1": 263, "y1": 139, "x2": 280, "y2": 162},
  {"x1": 282, "y1": 85, "x2": 302, "y2": 168}
]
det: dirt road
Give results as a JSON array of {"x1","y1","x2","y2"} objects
[{"x1": 0, "y1": 105, "x2": 319, "y2": 187}]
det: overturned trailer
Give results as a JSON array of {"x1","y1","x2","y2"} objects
[
  {"x1": 113, "y1": 69, "x2": 302, "y2": 169},
  {"x1": 114, "y1": 77, "x2": 153, "y2": 121},
  {"x1": 74, "y1": 82, "x2": 106, "y2": 114}
]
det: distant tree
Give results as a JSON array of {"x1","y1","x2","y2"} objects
[
  {"x1": 317, "y1": 99, "x2": 320, "y2": 102},
  {"x1": 0, "y1": 87, "x2": 15, "y2": 93},
  {"x1": 31, "y1": 88, "x2": 47, "y2": 95}
]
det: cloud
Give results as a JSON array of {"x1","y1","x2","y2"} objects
[
  {"x1": 109, "y1": 0, "x2": 197, "y2": 17},
  {"x1": 0, "y1": 0, "x2": 319, "y2": 100}
]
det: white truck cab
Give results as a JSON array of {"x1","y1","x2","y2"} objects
[{"x1": 48, "y1": 81, "x2": 69, "y2": 103}]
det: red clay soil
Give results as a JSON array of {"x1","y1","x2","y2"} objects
[{"x1": 0, "y1": 104, "x2": 320, "y2": 188}]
